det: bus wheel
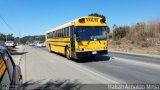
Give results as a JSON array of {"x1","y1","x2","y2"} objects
[
  {"x1": 90, "y1": 55, "x2": 96, "y2": 59},
  {"x1": 65, "y1": 47, "x2": 71, "y2": 60}
]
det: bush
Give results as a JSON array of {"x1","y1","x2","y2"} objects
[
  {"x1": 141, "y1": 42, "x2": 151, "y2": 47},
  {"x1": 111, "y1": 20, "x2": 160, "y2": 48},
  {"x1": 115, "y1": 41, "x2": 121, "y2": 45},
  {"x1": 113, "y1": 26, "x2": 130, "y2": 40}
]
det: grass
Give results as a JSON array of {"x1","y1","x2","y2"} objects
[{"x1": 109, "y1": 19, "x2": 160, "y2": 55}]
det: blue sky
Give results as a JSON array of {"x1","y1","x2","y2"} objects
[{"x1": 0, "y1": 0, "x2": 160, "y2": 37}]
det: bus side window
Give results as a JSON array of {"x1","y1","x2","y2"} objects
[
  {"x1": 47, "y1": 33, "x2": 49, "y2": 38},
  {"x1": 60, "y1": 29, "x2": 62, "y2": 37},
  {"x1": 55, "y1": 31, "x2": 57, "y2": 37},
  {"x1": 58, "y1": 30, "x2": 60, "y2": 37},
  {"x1": 48, "y1": 32, "x2": 52, "y2": 38},
  {"x1": 64, "y1": 28, "x2": 66, "y2": 37},
  {"x1": 68, "y1": 27, "x2": 70, "y2": 37},
  {"x1": 56, "y1": 30, "x2": 58, "y2": 37},
  {"x1": 61, "y1": 29, "x2": 63, "y2": 37},
  {"x1": 62, "y1": 28, "x2": 64, "y2": 38},
  {"x1": 52, "y1": 32, "x2": 53, "y2": 38},
  {"x1": 59, "y1": 30, "x2": 60, "y2": 37},
  {"x1": 66, "y1": 27, "x2": 69, "y2": 37},
  {"x1": 54, "y1": 31, "x2": 56, "y2": 38},
  {"x1": 50, "y1": 32, "x2": 53, "y2": 38},
  {"x1": 53, "y1": 31, "x2": 55, "y2": 38},
  {"x1": 62, "y1": 29, "x2": 63, "y2": 37},
  {"x1": 55, "y1": 31, "x2": 57, "y2": 38},
  {"x1": 57, "y1": 31, "x2": 59, "y2": 38},
  {"x1": 62, "y1": 28, "x2": 64, "y2": 37}
]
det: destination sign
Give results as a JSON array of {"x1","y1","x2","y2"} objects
[{"x1": 86, "y1": 18, "x2": 98, "y2": 22}]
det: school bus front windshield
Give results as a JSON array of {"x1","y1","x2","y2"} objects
[{"x1": 76, "y1": 26, "x2": 107, "y2": 41}]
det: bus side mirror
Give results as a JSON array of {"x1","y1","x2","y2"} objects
[
  {"x1": 76, "y1": 34, "x2": 80, "y2": 42},
  {"x1": 74, "y1": 31, "x2": 80, "y2": 42},
  {"x1": 74, "y1": 30, "x2": 78, "y2": 34},
  {"x1": 74, "y1": 30, "x2": 79, "y2": 37},
  {"x1": 76, "y1": 38, "x2": 80, "y2": 42}
]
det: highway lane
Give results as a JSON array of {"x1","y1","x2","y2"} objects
[
  {"x1": 20, "y1": 45, "x2": 117, "y2": 85},
  {"x1": 39, "y1": 46, "x2": 160, "y2": 84}
]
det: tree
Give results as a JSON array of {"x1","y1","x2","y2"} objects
[
  {"x1": 113, "y1": 24, "x2": 118, "y2": 29},
  {"x1": 88, "y1": 13, "x2": 110, "y2": 33},
  {"x1": 14, "y1": 37, "x2": 21, "y2": 44},
  {"x1": 0, "y1": 33, "x2": 14, "y2": 41},
  {"x1": 20, "y1": 35, "x2": 45, "y2": 44},
  {"x1": 88, "y1": 13, "x2": 106, "y2": 20},
  {"x1": 113, "y1": 26, "x2": 130, "y2": 40},
  {"x1": 0, "y1": 33, "x2": 6, "y2": 41}
]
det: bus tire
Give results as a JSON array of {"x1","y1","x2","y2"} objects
[
  {"x1": 90, "y1": 55, "x2": 96, "y2": 59},
  {"x1": 65, "y1": 47, "x2": 71, "y2": 60}
]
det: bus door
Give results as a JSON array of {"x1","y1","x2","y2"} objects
[{"x1": 70, "y1": 26, "x2": 76, "y2": 58}]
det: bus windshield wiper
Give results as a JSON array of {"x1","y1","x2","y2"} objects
[{"x1": 87, "y1": 36, "x2": 94, "y2": 45}]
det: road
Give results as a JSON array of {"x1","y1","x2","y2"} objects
[
  {"x1": 40, "y1": 47, "x2": 160, "y2": 83},
  {"x1": 15, "y1": 45, "x2": 160, "y2": 89}
]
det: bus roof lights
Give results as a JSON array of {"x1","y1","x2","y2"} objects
[
  {"x1": 79, "y1": 18, "x2": 85, "y2": 23},
  {"x1": 100, "y1": 19, "x2": 106, "y2": 23}
]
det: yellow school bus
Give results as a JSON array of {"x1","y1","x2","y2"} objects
[{"x1": 45, "y1": 16, "x2": 109, "y2": 59}]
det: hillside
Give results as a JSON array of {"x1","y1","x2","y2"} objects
[{"x1": 109, "y1": 20, "x2": 160, "y2": 55}]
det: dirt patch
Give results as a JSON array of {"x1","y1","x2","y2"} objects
[{"x1": 108, "y1": 38, "x2": 160, "y2": 55}]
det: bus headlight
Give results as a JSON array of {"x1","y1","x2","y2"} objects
[
  {"x1": 104, "y1": 47, "x2": 107, "y2": 49},
  {"x1": 80, "y1": 48, "x2": 84, "y2": 51},
  {"x1": 76, "y1": 48, "x2": 84, "y2": 51}
]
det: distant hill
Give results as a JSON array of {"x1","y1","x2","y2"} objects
[{"x1": 20, "y1": 35, "x2": 45, "y2": 44}]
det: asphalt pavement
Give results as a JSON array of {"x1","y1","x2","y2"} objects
[
  {"x1": 39, "y1": 46, "x2": 160, "y2": 83},
  {"x1": 12, "y1": 45, "x2": 160, "y2": 89},
  {"x1": 20, "y1": 45, "x2": 116, "y2": 84}
]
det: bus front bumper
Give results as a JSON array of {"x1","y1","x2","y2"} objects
[{"x1": 76, "y1": 50, "x2": 108, "y2": 59}]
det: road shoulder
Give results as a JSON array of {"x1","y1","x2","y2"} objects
[{"x1": 11, "y1": 45, "x2": 25, "y2": 65}]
